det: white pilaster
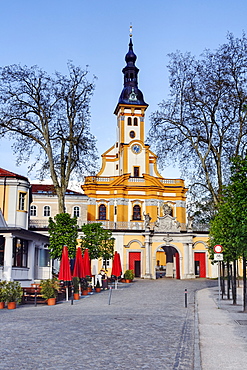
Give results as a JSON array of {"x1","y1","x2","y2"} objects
[{"x1": 3, "y1": 234, "x2": 13, "y2": 281}]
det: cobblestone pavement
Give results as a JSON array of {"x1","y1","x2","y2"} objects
[{"x1": 0, "y1": 279, "x2": 216, "y2": 370}]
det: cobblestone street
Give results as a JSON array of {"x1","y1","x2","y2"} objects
[{"x1": 0, "y1": 279, "x2": 216, "y2": 370}]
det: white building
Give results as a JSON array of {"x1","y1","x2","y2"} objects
[{"x1": 0, "y1": 168, "x2": 50, "y2": 286}]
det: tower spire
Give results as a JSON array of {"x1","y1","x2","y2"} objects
[{"x1": 115, "y1": 28, "x2": 148, "y2": 109}]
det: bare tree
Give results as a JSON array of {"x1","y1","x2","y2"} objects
[
  {"x1": 148, "y1": 33, "x2": 247, "y2": 207},
  {"x1": 0, "y1": 62, "x2": 98, "y2": 213}
]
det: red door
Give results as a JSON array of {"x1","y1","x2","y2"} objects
[
  {"x1": 129, "y1": 252, "x2": 141, "y2": 277},
  {"x1": 194, "y1": 252, "x2": 206, "y2": 278}
]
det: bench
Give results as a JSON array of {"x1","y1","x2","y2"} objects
[{"x1": 22, "y1": 286, "x2": 46, "y2": 304}]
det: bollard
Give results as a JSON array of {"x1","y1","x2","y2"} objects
[
  {"x1": 185, "y1": 288, "x2": 187, "y2": 308},
  {"x1": 71, "y1": 285, "x2": 74, "y2": 305},
  {"x1": 108, "y1": 286, "x2": 112, "y2": 305}
]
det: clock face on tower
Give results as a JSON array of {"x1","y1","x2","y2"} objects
[{"x1": 132, "y1": 144, "x2": 141, "y2": 154}]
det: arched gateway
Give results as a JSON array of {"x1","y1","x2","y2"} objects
[{"x1": 156, "y1": 245, "x2": 180, "y2": 279}]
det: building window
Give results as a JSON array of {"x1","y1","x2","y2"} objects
[
  {"x1": 134, "y1": 117, "x2": 138, "y2": 126},
  {"x1": 116, "y1": 164, "x2": 118, "y2": 170},
  {"x1": 43, "y1": 206, "x2": 51, "y2": 217},
  {"x1": 0, "y1": 236, "x2": 4, "y2": 266},
  {"x1": 73, "y1": 206, "x2": 80, "y2": 218},
  {"x1": 30, "y1": 205, "x2": 37, "y2": 216},
  {"x1": 39, "y1": 249, "x2": 50, "y2": 267},
  {"x1": 129, "y1": 130, "x2": 135, "y2": 138},
  {"x1": 134, "y1": 167, "x2": 139, "y2": 177},
  {"x1": 133, "y1": 205, "x2": 141, "y2": 220},
  {"x1": 99, "y1": 204, "x2": 106, "y2": 220},
  {"x1": 13, "y1": 238, "x2": 28, "y2": 268},
  {"x1": 128, "y1": 117, "x2": 132, "y2": 126},
  {"x1": 19, "y1": 192, "x2": 26, "y2": 211}
]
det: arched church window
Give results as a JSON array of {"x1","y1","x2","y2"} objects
[
  {"x1": 134, "y1": 117, "x2": 138, "y2": 126},
  {"x1": 99, "y1": 204, "x2": 106, "y2": 220},
  {"x1": 133, "y1": 205, "x2": 141, "y2": 220},
  {"x1": 128, "y1": 117, "x2": 132, "y2": 126}
]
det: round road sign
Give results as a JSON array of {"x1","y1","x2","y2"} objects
[{"x1": 214, "y1": 245, "x2": 223, "y2": 253}]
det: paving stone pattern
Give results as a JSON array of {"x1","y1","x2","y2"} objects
[{"x1": 0, "y1": 279, "x2": 216, "y2": 370}]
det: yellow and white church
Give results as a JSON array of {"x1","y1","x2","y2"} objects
[{"x1": 83, "y1": 34, "x2": 217, "y2": 279}]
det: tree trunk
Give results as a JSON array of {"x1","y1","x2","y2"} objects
[
  {"x1": 227, "y1": 260, "x2": 231, "y2": 300},
  {"x1": 221, "y1": 261, "x2": 225, "y2": 299},
  {"x1": 243, "y1": 256, "x2": 247, "y2": 312},
  {"x1": 232, "y1": 260, "x2": 237, "y2": 305}
]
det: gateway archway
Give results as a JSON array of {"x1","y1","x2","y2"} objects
[{"x1": 156, "y1": 246, "x2": 180, "y2": 279}]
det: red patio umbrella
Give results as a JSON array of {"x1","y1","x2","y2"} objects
[
  {"x1": 111, "y1": 251, "x2": 122, "y2": 277},
  {"x1": 58, "y1": 246, "x2": 72, "y2": 301},
  {"x1": 73, "y1": 247, "x2": 85, "y2": 278},
  {"x1": 83, "y1": 248, "x2": 91, "y2": 277},
  {"x1": 111, "y1": 252, "x2": 122, "y2": 289}
]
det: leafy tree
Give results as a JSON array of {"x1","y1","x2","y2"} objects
[
  {"x1": 48, "y1": 213, "x2": 78, "y2": 259},
  {"x1": 80, "y1": 223, "x2": 115, "y2": 264},
  {"x1": 148, "y1": 33, "x2": 247, "y2": 208},
  {"x1": 209, "y1": 155, "x2": 247, "y2": 308},
  {"x1": 0, "y1": 62, "x2": 98, "y2": 213}
]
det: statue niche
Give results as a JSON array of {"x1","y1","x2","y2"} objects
[{"x1": 154, "y1": 204, "x2": 181, "y2": 233}]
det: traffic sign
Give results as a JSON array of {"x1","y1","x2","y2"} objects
[
  {"x1": 214, "y1": 245, "x2": 223, "y2": 253},
  {"x1": 214, "y1": 253, "x2": 223, "y2": 261}
]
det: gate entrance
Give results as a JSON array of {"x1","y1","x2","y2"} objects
[{"x1": 156, "y1": 246, "x2": 180, "y2": 279}]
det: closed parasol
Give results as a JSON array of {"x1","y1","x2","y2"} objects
[{"x1": 58, "y1": 246, "x2": 72, "y2": 301}]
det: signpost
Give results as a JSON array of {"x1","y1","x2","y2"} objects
[{"x1": 214, "y1": 245, "x2": 223, "y2": 308}]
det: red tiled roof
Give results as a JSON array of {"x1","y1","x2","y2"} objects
[
  {"x1": 0, "y1": 168, "x2": 29, "y2": 181},
  {"x1": 31, "y1": 184, "x2": 83, "y2": 195}
]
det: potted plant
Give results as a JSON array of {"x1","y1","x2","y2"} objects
[
  {"x1": 5, "y1": 281, "x2": 23, "y2": 309},
  {"x1": 0, "y1": 281, "x2": 7, "y2": 309},
  {"x1": 95, "y1": 281, "x2": 101, "y2": 293},
  {"x1": 124, "y1": 269, "x2": 134, "y2": 283},
  {"x1": 72, "y1": 277, "x2": 80, "y2": 300},
  {"x1": 40, "y1": 278, "x2": 60, "y2": 305},
  {"x1": 81, "y1": 278, "x2": 88, "y2": 295}
]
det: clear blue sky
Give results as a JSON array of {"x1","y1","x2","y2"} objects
[{"x1": 1, "y1": 0, "x2": 247, "y2": 180}]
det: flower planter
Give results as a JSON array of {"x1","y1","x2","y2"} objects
[
  {"x1": 95, "y1": 287, "x2": 101, "y2": 293},
  {"x1": 74, "y1": 293, "x2": 80, "y2": 300},
  {"x1": 82, "y1": 290, "x2": 88, "y2": 296},
  {"x1": 87, "y1": 286, "x2": 92, "y2": 292},
  {"x1": 47, "y1": 298, "x2": 56, "y2": 306},
  {"x1": 0, "y1": 302, "x2": 5, "y2": 309},
  {"x1": 7, "y1": 302, "x2": 16, "y2": 310}
]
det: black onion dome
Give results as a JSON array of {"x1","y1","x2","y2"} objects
[{"x1": 117, "y1": 37, "x2": 148, "y2": 107}]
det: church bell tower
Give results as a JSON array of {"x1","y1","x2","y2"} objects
[{"x1": 83, "y1": 29, "x2": 187, "y2": 228}]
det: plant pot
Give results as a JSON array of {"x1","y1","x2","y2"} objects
[
  {"x1": 125, "y1": 279, "x2": 131, "y2": 283},
  {"x1": 7, "y1": 302, "x2": 16, "y2": 309},
  {"x1": 95, "y1": 287, "x2": 101, "y2": 293},
  {"x1": 82, "y1": 290, "x2": 88, "y2": 296},
  {"x1": 74, "y1": 293, "x2": 80, "y2": 300},
  {"x1": 87, "y1": 286, "x2": 92, "y2": 292},
  {"x1": 0, "y1": 302, "x2": 5, "y2": 309},
  {"x1": 47, "y1": 298, "x2": 56, "y2": 306}
]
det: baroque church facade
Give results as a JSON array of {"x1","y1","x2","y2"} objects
[{"x1": 83, "y1": 35, "x2": 217, "y2": 279}]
